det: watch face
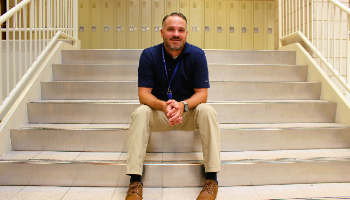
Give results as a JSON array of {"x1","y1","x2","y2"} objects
[{"x1": 184, "y1": 104, "x2": 189, "y2": 112}]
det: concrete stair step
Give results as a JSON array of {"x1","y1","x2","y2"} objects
[
  {"x1": 0, "y1": 149, "x2": 350, "y2": 187},
  {"x1": 52, "y1": 64, "x2": 308, "y2": 82},
  {"x1": 11, "y1": 123, "x2": 350, "y2": 152},
  {"x1": 27, "y1": 100, "x2": 336, "y2": 124},
  {"x1": 62, "y1": 50, "x2": 296, "y2": 65},
  {"x1": 41, "y1": 81, "x2": 321, "y2": 100},
  {"x1": 2, "y1": 183, "x2": 350, "y2": 199}
]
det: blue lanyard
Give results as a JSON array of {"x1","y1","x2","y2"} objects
[{"x1": 162, "y1": 45, "x2": 180, "y2": 99}]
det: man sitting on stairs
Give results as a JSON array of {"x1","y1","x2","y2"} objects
[{"x1": 125, "y1": 12, "x2": 221, "y2": 200}]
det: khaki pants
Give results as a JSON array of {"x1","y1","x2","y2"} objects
[{"x1": 126, "y1": 103, "x2": 221, "y2": 175}]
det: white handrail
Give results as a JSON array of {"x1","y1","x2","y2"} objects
[
  {"x1": 0, "y1": 0, "x2": 31, "y2": 25},
  {"x1": 279, "y1": 0, "x2": 350, "y2": 96},
  {"x1": 0, "y1": 0, "x2": 77, "y2": 119},
  {"x1": 329, "y1": 0, "x2": 350, "y2": 15},
  {"x1": 0, "y1": 31, "x2": 75, "y2": 118}
]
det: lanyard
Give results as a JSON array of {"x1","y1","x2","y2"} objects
[{"x1": 162, "y1": 45, "x2": 180, "y2": 99}]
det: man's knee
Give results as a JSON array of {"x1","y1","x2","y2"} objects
[
  {"x1": 196, "y1": 104, "x2": 218, "y2": 117},
  {"x1": 131, "y1": 105, "x2": 153, "y2": 119}
]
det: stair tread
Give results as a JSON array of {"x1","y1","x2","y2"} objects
[
  {"x1": 45, "y1": 80, "x2": 317, "y2": 83},
  {"x1": 31, "y1": 99, "x2": 332, "y2": 103},
  {"x1": 14, "y1": 123, "x2": 350, "y2": 130},
  {"x1": 2, "y1": 183, "x2": 350, "y2": 199},
  {"x1": 1, "y1": 149, "x2": 350, "y2": 163}
]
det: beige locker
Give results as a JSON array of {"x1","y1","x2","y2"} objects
[
  {"x1": 141, "y1": 0, "x2": 152, "y2": 49},
  {"x1": 215, "y1": 0, "x2": 227, "y2": 49},
  {"x1": 253, "y1": 0, "x2": 264, "y2": 50},
  {"x1": 241, "y1": 0, "x2": 253, "y2": 50},
  {"x1": 228, "y1": 0, "x2": 241, "y2": 50},
  {"x1": 189, "y1": 0, "x2": 204, "y2": 48},
  {"x1": 166, "y1": 0, "x2": 178, "y2": 14},
  {"x1": 102, "y1": 0, "x2": 115, "y2": 49},
  {"x1": 204, "y1": 0, "x2": 215, "y2": 49},
  {"x1": 127, "y1": 0, "x2": 140, "y2": 49},
  {"x1": 78, "y1": 0, "x2": 92, "y2": 49},
  {"x1": 116, "y1": 0, "x2": 127, "y2": 49},
  {"x1": 91, "y1": 0, "x2": 102, "y2": 49},
  {"x1": 179, "y1": 0, "x2": 190, "y2": 44},
  {"x1": 152, "y1": 0, "x2": 165, "y2": 46},
  {"x1": 266, "y1": 0, "x2": 274, "y2": 50}
]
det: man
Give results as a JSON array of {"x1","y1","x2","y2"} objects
[{"x1": 125, "y1": 12, "x2": 221, "y2": 200}]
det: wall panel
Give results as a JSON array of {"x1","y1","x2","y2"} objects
[
  {"x1": 204, "y1": 0, "x2": 215, "y2": 49},
  {"x1": 91, "y1": 0, "x2": 102, "y2": 49},
  {"x1": 116, "y1": 0, "x2": 127, "y2": 49},
  {"x1": 228, "y1": 0, "x2": 241, "y2": 50},
  {"x1": 102, "y1": 0, "x2": 116, "y2": 49},
  {"x1": 141, "y1": 0, "x2": 152, "y2": 49},
  {"x1": 152, "y1": 0, "x2": 165, "y2": 46}
]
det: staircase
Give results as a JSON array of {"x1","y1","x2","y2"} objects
[{"x1": 1, "y1": 49, "x2": 350, "y2": 199}]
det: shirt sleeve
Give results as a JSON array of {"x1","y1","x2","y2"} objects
[
  {"x1": 192, "y1": 49, "x2": 210, "y2": 88},
  {"x1": 138, "y1": 50, "x2": 154, "y2": 88}
]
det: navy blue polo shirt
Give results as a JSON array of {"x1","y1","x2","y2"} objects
[{"x1": 138, "y1": 42, "x2": 210, "y2": 102}]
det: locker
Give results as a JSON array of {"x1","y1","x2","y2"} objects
[
  {"x1": 116, "y1": 0, "x2": 127, "y2": 49},
  {"x1": 179, "y1": 0, "x2": 190, "y2": 44},
  {"x1": 78, "y1": 0, "x2": 91, "y2": 49},
  {"x1": 266, "y1": 0, "x2": 274, "y2": 50},
  {"x1": 152, "y1": 0, "x2": 165, "y2": 46},
  {"x1": 241, "y1": 0, "x2": 253, "y2": 50},
  {"x1": 166, "y1": 0, "x2": 178, "y2": 14},
  {"x1": 228, "y1": 0, "x2": 241, "y2": 50},
  {"x1": 102, "y1": 0, "x2": 115, "y2": 49},
  {"x1": 91, "y1": 0, "x2": 102, "y2": 49},
  {"x1": 189, "y1": 0, "x2": 204, "y2": 48},
  {"x1": 204, "y1": 0, "x2": 215, "y2": 49},
  {"x1": 141, "y1": 0, "x2": 152, "y2": 48},
  {"x1": 128, "y1": 0, "x2": 141, "y2": 49},
  {"x1": 253, "y1": 0, "x2": 264, "y2": 50},
  {"x1": 215, "y1": 0, "x2": 227, "y2": 49}
]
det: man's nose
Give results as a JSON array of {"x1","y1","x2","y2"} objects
[{"x1": 173, "y1": 30, "x2": 180, "y2": 37}]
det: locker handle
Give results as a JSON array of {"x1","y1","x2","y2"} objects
[
  {"x1": 254, "y1": 27, "x2": 258, "y2": 33},
  {"x1": 217, "y1": 26, "x2": 222, "y2": 33},
  {"x1": 155, "y1": 26, "x2": 159, "y2": 32},
  {"x1": 268, "y1": 27, "x2": 273, "y2": 34},
  {"x1": 230, "y1": 27, "x2": 234, "y2": 33},
  {"x1": 192, "y1": 26, "x2": 197, "y2": 32}
]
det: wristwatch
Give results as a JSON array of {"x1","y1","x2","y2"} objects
[{"x1": 181, "y1": 101, "x2": 189, "y2": 112}]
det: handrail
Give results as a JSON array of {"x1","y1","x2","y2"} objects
[
  {"x1": 329, "y1": 0, "x2": 350, "y2": 15},
  {"x1": 0, "y1": 31, "x2": 75, "y2": 118},
  {"x1": 279, "y1": 0, "x2": 350, "y2": 96},
  {"x1": 281, "y1": 31, "x2": 350, "y2": 92},
  {"x1": 0, "y1": 0, "x2": 31, "y2": 24},
  {"x1": 0, "y1": 0, "x2": 78, "y2": 119}
]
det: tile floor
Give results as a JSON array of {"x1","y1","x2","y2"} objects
[{"x1": 1, "y1": 183, "x2": 350, "y2": 200}]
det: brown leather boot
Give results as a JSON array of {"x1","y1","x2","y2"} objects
[
  {"x1": 125, "y1": 182, "x2": 143, "y2": 200},
  {"x1": 196, "y1": 179, "x2": 218, "y2": 200}
]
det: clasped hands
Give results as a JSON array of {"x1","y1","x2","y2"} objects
[{"x1": 164, "y1": 99, "x2": 184, "y2": 126}]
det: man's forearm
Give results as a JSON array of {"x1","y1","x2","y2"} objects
[
  {"x1": 184, "y1": 88, "x2": 208, "y2": 110},
  {"x1": 139, "y1": 87, "x2": 167, "y2": 112}
]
